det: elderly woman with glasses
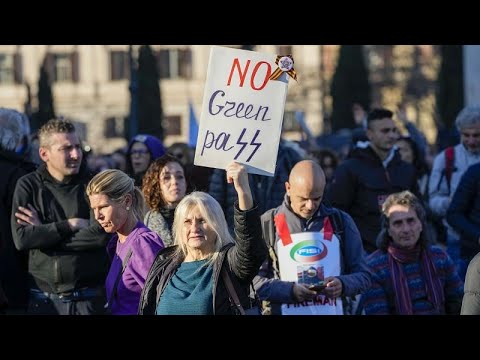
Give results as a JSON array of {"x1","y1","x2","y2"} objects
[{"x1": 126, "y1": 134, "x2": 166, "y2": 187}]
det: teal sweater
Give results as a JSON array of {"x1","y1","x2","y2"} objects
[{"x1": 156, "y1": 259, "x2": 213, "y2": 315}]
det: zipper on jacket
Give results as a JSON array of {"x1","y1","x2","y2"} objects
[
  {"x1": 54, "y1": 254, "x2": 60, "y2": 290},
  {"x1": 384, "y1": 169, "x2": 391, "y2": 184}
]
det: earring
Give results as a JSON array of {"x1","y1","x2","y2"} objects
[{"x1": 126, "y1": 206, "x2": 130, "y2": 211}]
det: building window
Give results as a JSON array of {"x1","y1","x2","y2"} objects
[
  {"x1": 110, "y1": 51, "x2": 129, "y2": 80},
  {"x1": 104, "y1": 117, "x2": 117, "y2": 138},
  {"x1": 157, "y1": 49, "x2": 192, "y2": 79},
  {"x1": 104, "y1": 116, "x2": 125, "y2": 138},
  {"x1": 163, "y1": 115, "x2": 181, "y2": 136},
  {"x1": 54, "y1": 53, "x2": 73, "y2": 82},
  {"x1": 0, "y1": 54, "x2": 15, "y2": 84},
  {"x1": 44, "y1": 52, "x2": 78, "y2": 83},
  {"x1": 282, "y1": 111, "x2": 301, "y2": 132}
]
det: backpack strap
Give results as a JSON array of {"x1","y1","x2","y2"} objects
[
  {"x1": 444, "y1": 146, "x2": 455, "y2": 194},
  {"x1": 262, "y1": 209, "x2": 281, "y2": 279},
  {"x1": 328, "y1": 208, "x2": 361, "y2": 314},
  {"x1": 274, "y1": 213, "x2": 293, "y2": 246},
  {"x1": 328, "y1": 208, "x2": 348, "y2": 273},
  {"x1": 329, "y1": 209, "x2": 344, "y2": 254}
]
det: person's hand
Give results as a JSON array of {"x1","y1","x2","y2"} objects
[
  {"x1": 323, "y1": 276, "x2": 343, "y2": 299},
  {"x1": 226, "y1": 161, "x2": 253, "y2": 210},
  {"x1": 67, "y1": 218, "x2": 90, "y2": 231},
  {"x1": 15, "y1": 204, "x2": 41, "y2": 226},
  {"x1": 292, "y1": 283, "x2": 318, "y2": 302},
  {"x1": 226, "y1": 161, "x2": 248, "y2": 191},
  {"x1": 397, "y1": 104, "x2": 409, "y2": 125}
]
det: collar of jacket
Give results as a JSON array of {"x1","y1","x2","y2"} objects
[
  {"x1": 278, "y1": 195, "x2": 337, "y2": 234},
  {"x1": 37, "y1": 162, "x2": 89, "y2": 185}
]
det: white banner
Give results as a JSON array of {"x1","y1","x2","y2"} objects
[
  {"x1": 278, "y1": 231, "x2": 343, "y2": 315},
  {"x1": 194, "y1": 46, "x2": 289, "y2": 176}
]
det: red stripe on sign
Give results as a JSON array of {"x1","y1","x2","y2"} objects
[
  {"x1": 274, "y1": 213, "x2": 292, "y2": 246},
  {"x1": 323, "y1": 217, "x2": 333, "y2": 241}
]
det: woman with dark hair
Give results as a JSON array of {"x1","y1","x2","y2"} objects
[
  {"x1": 308, "y1": 148, "x2": 339, "y2": 186},
  {"x1": 396, "y1": 136, "x2": 430, "y2": 198},
  {"x1": 362, "y1": 191, "x2": 463, "y2": 315},
  {"x1": 142, "y1": 154, "x2": 187, "y2": 247}
]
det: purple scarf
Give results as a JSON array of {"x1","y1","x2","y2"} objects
[{"x1": 387, "y1": 244, "x2": 444, "y2": 315}]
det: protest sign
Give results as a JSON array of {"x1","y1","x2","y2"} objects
[
  {"x1": 194, "y1": 46, "x2": 292, "y2": 176},
  {"x1": 276, "y1": 217, "x2": 343, "y2": 315}
]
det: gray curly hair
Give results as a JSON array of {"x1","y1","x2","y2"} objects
[{"x1": 0, "y1": 108, "x2": 25, "y2": 151}]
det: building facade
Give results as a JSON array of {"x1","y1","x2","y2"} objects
[
  {"x1": 0, "y1": 45, "x2": 325, "y2": 154},
  {"x1": 0, "y1": 45, "x2": 441, "y2": 154}
]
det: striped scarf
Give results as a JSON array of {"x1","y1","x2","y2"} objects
[{"x1": 387, "y1": 244, "x2": 444, "y2": 315}]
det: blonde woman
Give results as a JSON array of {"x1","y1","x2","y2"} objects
[
  {"x1": 87, "y1": 169, "x2": 164, "y2": 315},
  {"x1": 138, "y1": 162, "x2": 267, "y2": 315}
]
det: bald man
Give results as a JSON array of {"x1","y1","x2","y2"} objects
[{"x1": 253, "y1": 160, "x2": 371, "y2": 315}]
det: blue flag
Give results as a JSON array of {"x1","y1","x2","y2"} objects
[{"x1": 188, "y1": 101, "x2": 199, "y2": 147}]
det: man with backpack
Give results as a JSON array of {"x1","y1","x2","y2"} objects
[
  {"x1": 252, "y1": 160, "x2": 371, "y2": 315},
  {"x1": 429, "y1": 106, "x2": 480, "y2": 280}
]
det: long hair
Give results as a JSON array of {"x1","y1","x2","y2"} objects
[
  {"x1": 86, "y1": 169, "x2": 146, "y2": 222},
  {"x1": 172, "y1": 191, "x2": 234, "y2": 265},
  {"x1": 376, "y1": 190, "x2": 432, "y2": 251},
  {"x1": 142, "y1": 154, "x2": 186, "y2": 211},
  {"x1": 396, "y1": 136, "x2": 430, "y2": 177}
]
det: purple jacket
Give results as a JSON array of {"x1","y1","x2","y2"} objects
[{"x1": 106, "y1": 222, "x2": 164, "y2": 315}]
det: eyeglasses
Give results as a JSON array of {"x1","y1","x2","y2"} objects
[{"x1": 129, "y1": 149, "x2": 150, "y2": 156}]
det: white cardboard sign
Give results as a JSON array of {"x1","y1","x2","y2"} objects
[
  {"x1": 277, "y1": 231, "x2": 343, "y2": 315},
  {"x1": 194, "y1": 46, "x2": 289, "y2": 176}
]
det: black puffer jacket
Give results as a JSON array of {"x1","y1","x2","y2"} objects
[
  {"x1": 138, "y1": 202, "x2": 267, "y2": 315},
  {"x1": 446, "y1": 162, "x2": 480, "y2": 261},
  {"x1": 327, "y1": 145, "x2": 418, "y2": 253},
  {"x1": 0, "y1": 149, "x2": 36, "y2": 308}
]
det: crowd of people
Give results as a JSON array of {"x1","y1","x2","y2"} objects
[{"x1": 1, "y1": 102, "x2": 480, "y2": 315}]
